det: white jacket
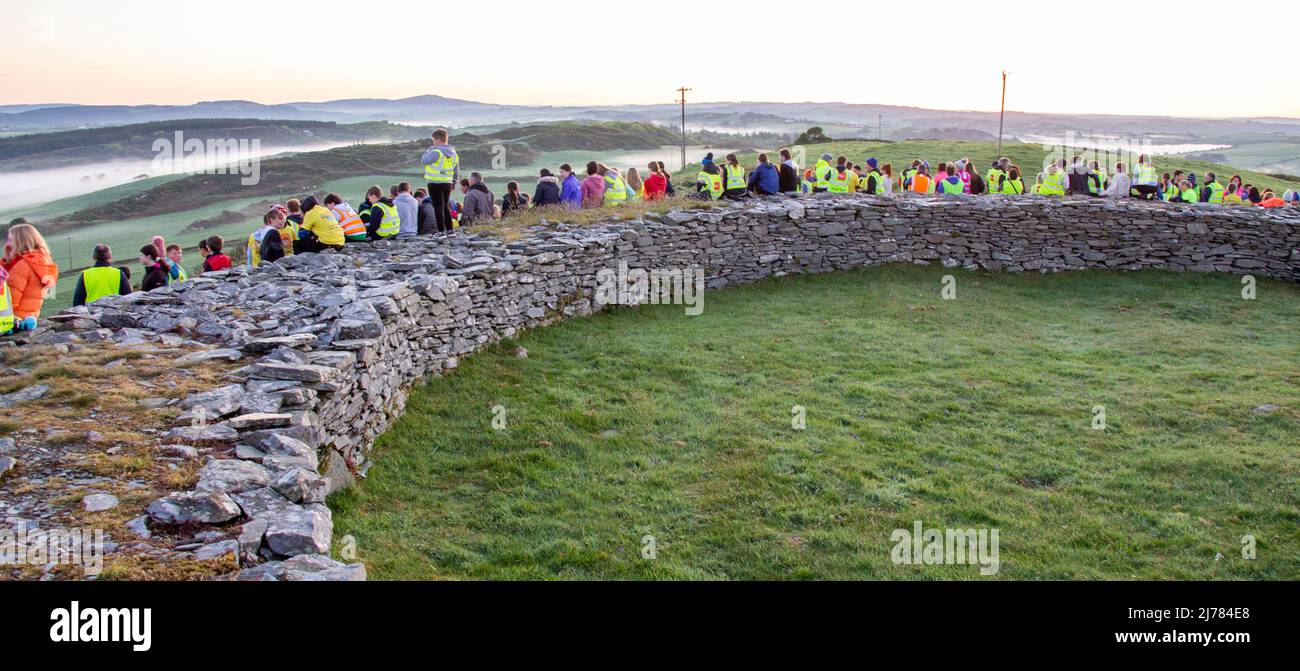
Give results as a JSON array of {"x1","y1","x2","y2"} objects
[{"x1": 1102, "y1": 171, "x2": 1132, "y2": 198}]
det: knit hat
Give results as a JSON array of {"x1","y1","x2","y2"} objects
[
  {"x1": 702, "y1": 152, "x2": 714, "y2": 165},
  {"x1": 866, "y1": 158, "x2": 878, "y2": 169},
  {"x1": 821, "y1": 152, "x2": 833, "y2": 161}
]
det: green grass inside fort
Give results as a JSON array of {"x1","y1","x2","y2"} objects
[{"x1": 329, "y1": 265, "x2": 1300, "y2": 580}]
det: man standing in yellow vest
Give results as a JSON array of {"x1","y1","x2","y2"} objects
[
  {"x1": 421, "y1": 128, "x2": 460, "y2": 234},
  {"x1": 72, "y1": 244, "x2": 132, "y2": 307},
  {"x1": 813, "y1": 152, "x2": 834, "y2": 193}
]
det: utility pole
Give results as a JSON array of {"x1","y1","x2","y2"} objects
[
  {"x1": 997, "y1": 71, "x2": 1008, "y2": 157},
  {"x1": 676, "y1": 87, "x2": 691, "y2": 169}
]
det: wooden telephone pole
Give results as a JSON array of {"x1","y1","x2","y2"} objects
[
  {"x1": 996, "y1": 71, "x2": 1008, "y2": 157},
  {"x1": 676, "y1": 87, "x2": 691, "y2": 169}
]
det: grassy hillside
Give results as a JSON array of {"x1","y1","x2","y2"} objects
[
  {"x1": 674, "y1": 140, "x2": 1300, "y2": 195},
  {"x1": 485, "y1": 121, "x2": 681, "y2": 151}
]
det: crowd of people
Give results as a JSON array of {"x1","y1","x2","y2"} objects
[{"x1": 4, "y1": 128, "x2": 1299, "y2": 337}]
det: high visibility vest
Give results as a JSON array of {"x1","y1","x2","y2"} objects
[
  {"x1": 902, "y1": 168, "x2": 918, "y2": 187},
  {"x1": 247, "y1": 230, "x2": 262, "y2": 267},
  {"x1": 371, "y1": 201, "x2": 401, "y2": 237},
  {"x1": 1039, "y1": 172, "x2": 1066, "y2": 195},
  {"x1": 1133, "y1": 163, "x2": 1158, "y2": 186},
  {"x1": 1223, "y1": 192, "x2": 1243, "y2": 205},
  {"x1": 80, "y1": 266, "x2": 121, "y2": 305},
  {"x1": 697, "y1": 170, "x2": 724, "y2": 200},
  {"x1": 814, "y1": 160, "x2": 832, "y2": 189},
  {"x1": 1181, "y1": 187, "x2": 1199, "y2": 204},
  {"x1": 799, "y1": 178, "x2": 813, "y2": 195},
  {"x1": 910, "y1": 174, "x2": 931, "y2": 193},
  {"x1": 281, "y1": 220, "x2": 298, "y2": 256},
  {"x1": 1205, "y1": 181, "x2": 1225, "y2": 204},
  {"x1": 331, "y1": 203, "x2": 367, "y2": 239},
  {"x1": 863, "y1": 171, "x2": 881, "y2": 194},
  {"x1": 603, "y1": 174, "x2": 628, "y2": 205},
  {"x1": 1087, "y1": 173, "x2": 1102, "y2": 195},
  {"x1": 987, "y1": 168, "x2": 1005, "y2": 193},
  {"x1": 827, "y1": 168, "x2": 851, "y2": 193},
  {"x1": 168, "y1": 261, "x2": 187, "y2": 286},
  {"x1": 724, "y1": 164, "x2": 746, "y2": 190},
  {"x1": 0, "y1": 281, "x2": 13, "y2": 335},
  {"x1": 958, "y1": 171, "x2": 971, "y2": 193},
  {"x1": 1002, "y1": 178, "x2": 1024, "y2": 195},
  {"x1": 423, "y1": 147, "x2": 459, "y2": 183},
  {"x1": 938, "y1": 178, "x2": 964, "y2": 194}
]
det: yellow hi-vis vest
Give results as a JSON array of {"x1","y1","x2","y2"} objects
[
  {"x1": 938, "y1": 177, "x2": 964, "y2": 194},
  {"x1": 423, "y1": 147, "x2": 459, "y2": 183},
  {"x1": 1205, "y1": 181, "x2": 1225, "y2": 203},
  {"x1": 1133, "y1": 163, "x2": 1157, "y2": 186},
  {"x1": 1001, "y1": 178, "x2": 1024, "y2": 195},
  {"x1": 697, "y1": 170, "x2": 723, "y2": 200},
  {"x1": 372, "y1": 201, "x2": 401, "y2": 237},
  {"x1": 724, "y1": 164, "x2": 746, "y2": 190},
  {"x1": 1039, "y1": 172, "x2": 1066, "y2": 195},
  {"x1": 604, "y1": 173, "x2": 628, "y2": 205},
  {"x1": 827, "y1": 167, "x2": 851, "y2": 193},
  {"x1": 80, "y1": 266, "x2": 121, "y2": 305},
  {"x1": 0, "y1": 280, "x2": 13, "y2": 335},
  {"x1": 814, "y1": 160, "x2": 832, "y2": 189},
  {"x1": 986, "y1": 168, "x2": 1005, "y2": 193},
  {"x1": 167, "y1": 260, "x2": 187, "y2": 286}
]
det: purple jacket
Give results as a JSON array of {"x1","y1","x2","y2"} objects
[{"x1": 560, "y1": 173, "x2": 583, "y2": 209}]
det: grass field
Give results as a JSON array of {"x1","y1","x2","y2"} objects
[{"x1": 329, "y1": 265, "x2": 1300, "y2": 580}]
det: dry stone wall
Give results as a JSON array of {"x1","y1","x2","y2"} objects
[{"x1": 45, "y1": 194, "x2": 1300, "y2": 579}]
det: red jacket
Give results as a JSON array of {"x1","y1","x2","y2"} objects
[
  {"x1": 644, "y1": 173, "x2": 667, "y2": 200},
  {"x1": 2, "y1": 250, "x2": 59, "y2": 319}
]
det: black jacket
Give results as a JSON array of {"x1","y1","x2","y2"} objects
[
  {"x1": 532, "y1": 176, "x2": 562, "y2": 207},
  {"x1": 141, "y1": 262, "x2": 168, "y2": 292},
  {"x1": 417, "y1": 197, "x2": 439, "y2": 235},
  {"x1": 259, "y1": 228, "x2": 285, "y2": 264},
  {"x1": 778, "y1": 162, "x2": 799, "y2": 193},
  {"x1": 969, "y1": 172, "x2": 986, "y2": 195}
]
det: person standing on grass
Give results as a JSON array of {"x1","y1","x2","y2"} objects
[
  {"x1": 559, "y1": 164, "x2": 583, "y2": 209},
  {"x1": 72, "y1": 244, "x2": 132, "y2": 307},
  {"x1": 421, "y1": 128, "x2": 460, "y2": 234},
  {"x1": 138, "y1": 244, "x2": 168, "y2": 292},
  {"x1": 643, "y1": 162, "x2": 668, "y2": 201}
]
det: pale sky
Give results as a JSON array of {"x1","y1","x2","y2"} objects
[{"x1": 4, "y1": 0, "x2": 1296, "y2": 118}]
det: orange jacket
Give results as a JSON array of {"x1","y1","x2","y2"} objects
[
  {"x1": 2, "y1": 250, "x2": 59, "y2": 318},
  {"x1": 1258, "y1": 197, "x2": 1287, "y2": 208}
]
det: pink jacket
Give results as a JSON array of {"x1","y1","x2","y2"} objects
[{"x1": 581, "y1": 174, "x2": 605, "y2": 208}]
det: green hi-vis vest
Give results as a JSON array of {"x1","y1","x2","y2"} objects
[
  {"x1": 698, "y1": 170, "x2": 724, "y2": 200},
  {"x1": 423, "y1": 147, "x2": 458, "y2": 183},
  {"x1": 1181, "y1": 187, "x2": 1200, "y2": 204},
  {"x1": 1087, "y1": 173, "x2": 1102, "y2": 195},
  {"x1": 863, "y1": 171, "x2": 881, "y2": 194},
  {"x1": 799, "y1": 178, "x2": 813, "y2": 195},
  {"x1": 1206, "y1": 181, "x2": 1225, "y2": 203},
  {"x1": 604, "y1": 174, "x2": 628, "y2": 205},
  {"x1": 167, "y1": 261, "x2": 188, "y2": 286},
  {"x1": 814, "y1": 160, "x2": 833, "y2": 189},
  {"x1": 81, "y1": 266, "x2": 122, "y2": 305},
  {"x1": 902, "y1": 168, "x2": 918, "y2": 186},
  {"x1": 0, "y1": 280, "x2": 14, "y2": 335},
  {"x1": 1001, "y1": 178, "x2": 1024, "y2": 195},
  {"x1": 986, "y1": 168, "x2": 1005, "y2": 193},
  {"x1": 827, "y1": 168, "x2": 851, "y2": 193},
  {"x1": 724, "y1": 164, "x2": 746, "y2": 190},
  {"x1": 1039, "y1": 172, "x2": 1066, "y2": 196},
  {"x1": 938, "y1": 178, "x2": 964, "y2": 195},
  {"x1": 1133, "y1": 163, "x2": 1158, "y2": 186},
  {"x1": 372, "y1": 201, "x2": 401, "y2": 237}
]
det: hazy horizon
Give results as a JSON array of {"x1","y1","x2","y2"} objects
[{"x1": 7, "y1": 0, "x2": 1298, "y2": 119}]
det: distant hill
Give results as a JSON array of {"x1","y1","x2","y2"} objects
[{"x1": 0, "y1": 119, "x2": 426, "y2": 171}]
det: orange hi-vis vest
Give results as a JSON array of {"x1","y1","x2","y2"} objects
[
  {"x1": 330, "y1": 203, "x2": 366, "y2": 239},
  {"x1": 910, "y1": 173, "x2": 931, "y2": 193}
]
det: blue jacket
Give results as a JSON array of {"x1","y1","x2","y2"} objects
[
  {"x1": 747, "y1": 163, "x2": 780, "y2": 194},
  {"x1": 560, "y1": 174, "x2": 582, "y2": 209}
]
